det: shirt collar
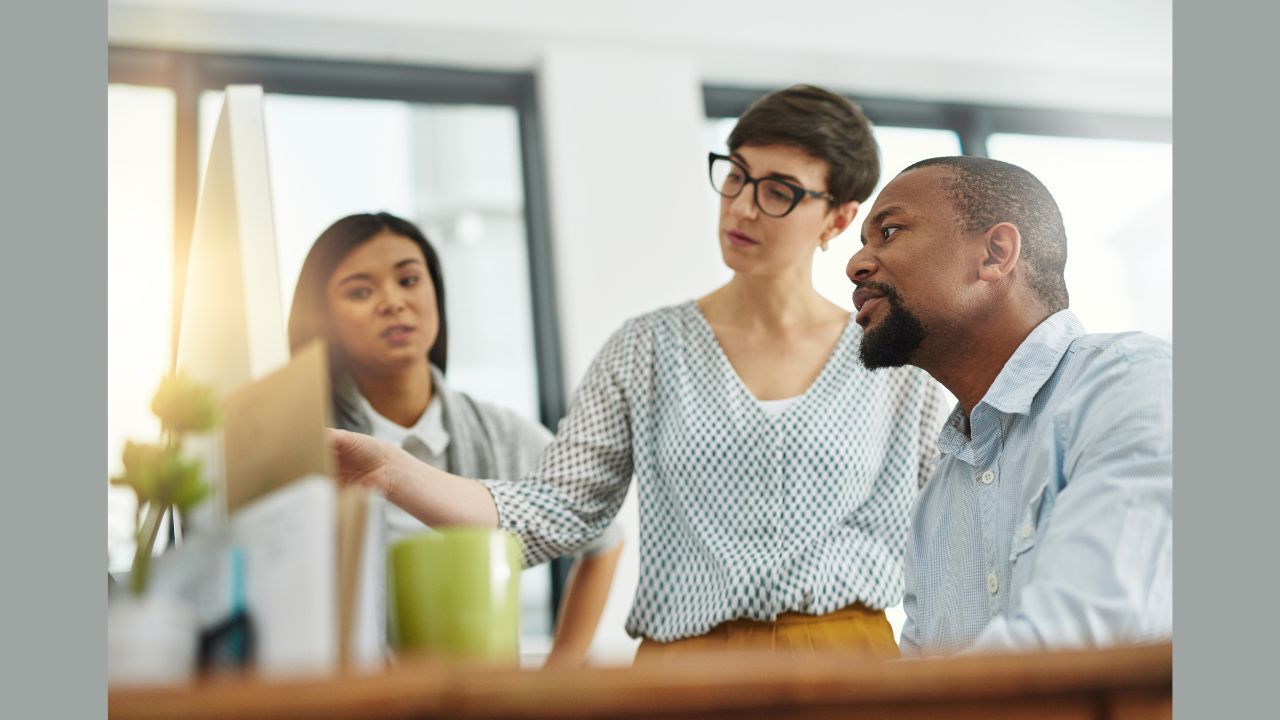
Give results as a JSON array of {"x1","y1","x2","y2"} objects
[
  {"x1": 935, "y1": 309, "x2": 1084, "y2": 466},
  {"x1": 978, "y1": 309, "x2": 1086, "y2": 416},
  {"x1": 355, "y1": 387, "x2": 451, "y2": 457}
]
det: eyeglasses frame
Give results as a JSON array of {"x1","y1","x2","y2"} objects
[{"x1": 707, "y1": 152, "x2": 836, "y2": 218}]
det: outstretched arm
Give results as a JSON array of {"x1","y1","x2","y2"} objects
[{"x1": 328, "y1": 428, "x2": 499, "y2": 527}]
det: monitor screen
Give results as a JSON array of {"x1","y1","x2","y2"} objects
[{"x1": 176, "y1": 85, "x2": 288, "y2": 398}]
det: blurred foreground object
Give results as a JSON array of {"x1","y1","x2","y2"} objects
[
  {"x1": 109, "y1": 642, "x2": 1170, "y2": 719},
  {"x1": 108, "y1": 373, "x2": 219, "y2": 686}
]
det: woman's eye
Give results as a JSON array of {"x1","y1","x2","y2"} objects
[
  {"x1": 400, "y1": 275, "x2": 419, "y2": 288},
  {"x1": 345, "y1": 287, "x2": 372, "y2": 301},
  {"x1": 768, "y1": 187, "x2": 793, "y2": 203}
]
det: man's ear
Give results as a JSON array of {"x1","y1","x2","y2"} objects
[
  {"x1": 977, "y1": 222, "x2": 1021, "y2": 283},
  {"x1": 822, "y1": 200, "x2": 860, "y2": 243}
]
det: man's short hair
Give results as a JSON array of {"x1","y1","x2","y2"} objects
[{"x1": 902, "y1": 156, "x2": 1069, "y2": 311}]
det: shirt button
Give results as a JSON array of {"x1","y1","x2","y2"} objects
[
  {"x1": 1021, "y1": 523, "x2": 1034, "y2": 539},
  {"x1": 987, "y1": 573, "x2": 1000, "y2": 594},
  {"x1": 979, "y1": 470, "x2": 995, "y2": 485}
]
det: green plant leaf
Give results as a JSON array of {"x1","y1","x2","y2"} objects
[
  {"x1": 151, "y1": 373, "x2": 220, "y2": 434},
  {"x1": 111, "y1": 440, "x2": 167, "y2": 503},
  {"x1": 170, "y1": 457, "x2": 210, "y2": 512}
]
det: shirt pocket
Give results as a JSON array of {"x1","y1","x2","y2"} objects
[{"x1": 1009, "y1": 480, "x2": 1049, "y2": 563}]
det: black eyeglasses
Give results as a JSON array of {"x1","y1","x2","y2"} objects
[{"x1": 708, "y1": 152, "x2": 835, "y2": 218}]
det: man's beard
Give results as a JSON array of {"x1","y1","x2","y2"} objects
[{"x1": 858, "y1": 285, "x2": 927, "y2": 369}]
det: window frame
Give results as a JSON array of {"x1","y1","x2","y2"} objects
[
  {"x1": 108, "y1": 45, "x2": 576, "y2": 622},
  {"x1": 109, "y1": 46, "x2": 568, "y2": 428},
  {"x1": 703, "y1": 85, "x2": 1172, "y2": 156}
]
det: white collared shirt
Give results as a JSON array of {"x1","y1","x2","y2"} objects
[{"x1": 355, "y1": 392, "x2": 450, "y2": 546}]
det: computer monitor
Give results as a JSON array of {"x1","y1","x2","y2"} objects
[
  {"x1": 175, "y1": 85, "x2": 288, "y2": 397},
  {"x1": 167, "y1": 86, "x2": 353, "y2": 675}
]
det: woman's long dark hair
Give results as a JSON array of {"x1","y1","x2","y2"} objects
[{"x1": 287, "y1": 212, "x2": 448, "y2": 378}]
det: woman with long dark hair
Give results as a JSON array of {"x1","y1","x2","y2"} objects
[{"x1": 289, "y1": 212, "x2": 623, "y2": 667}]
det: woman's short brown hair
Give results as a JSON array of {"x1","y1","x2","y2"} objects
[{"x1": 727, "y1": 84, "x2": 880, "y2": 205}]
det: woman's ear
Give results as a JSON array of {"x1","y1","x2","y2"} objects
[
  {"x1": 977, "y1": 222, "x2": 1022, "y2": 283},
  {"x1": 822, "y1": 200, "x2": 860, "y2": 243}
]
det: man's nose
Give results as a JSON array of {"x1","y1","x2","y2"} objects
[{"x1": 846, "y1": 246, "x2": 877, "y2": 282}]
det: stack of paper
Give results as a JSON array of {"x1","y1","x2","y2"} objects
[{"x1": 219, "y1": 340, "x2": 383, "y2": 674}]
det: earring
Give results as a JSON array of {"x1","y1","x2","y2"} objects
[{"x1": 820, "y1": 238, "x2": 830, "y2": 252}]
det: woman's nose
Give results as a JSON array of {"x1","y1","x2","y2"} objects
[
  {"x1": 728, "y1": 185, "x2": 758, "y2": 220},
  {"x1": 377, "y1": 292, "x2": 406, "y2": 315}
]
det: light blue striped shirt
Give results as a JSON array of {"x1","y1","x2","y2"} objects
[{"x1": 901, "y1": 310, "x2": 1172, "y2": 654}]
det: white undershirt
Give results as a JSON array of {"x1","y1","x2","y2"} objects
[{"x1": 756, "y1": 395, "x2": 801, "y2": 417}]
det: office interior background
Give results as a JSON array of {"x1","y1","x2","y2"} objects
[{"x1": 107, "y1": 0, "x2": 1172, "y2": 664}]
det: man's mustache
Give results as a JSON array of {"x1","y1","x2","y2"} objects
[{"x1": 854, "y1": 281, "x2": 902, "y2": 304}]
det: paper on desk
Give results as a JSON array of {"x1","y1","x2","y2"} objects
[
  {"x1": 219, "y1": 339, "x2": 383, "y2": 672},
  {"x1": 221, "y1": 339, "x2": 332, "y2": 513},
  {"x1": 338, "y1": 485, "x2": 386, "y2": 669},
  {"x1": 230, "y1": 474, "x2": 338, "y2": 675}
]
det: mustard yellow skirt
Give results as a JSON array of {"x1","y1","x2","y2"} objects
[{"x1": 633, "y1": 603, "x2": 897, "y2": 665}]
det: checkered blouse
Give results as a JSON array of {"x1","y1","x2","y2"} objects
[{"x1": 481, "y1": 301, "x2": 950, "y2": 642}]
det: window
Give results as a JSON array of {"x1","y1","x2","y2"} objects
[
  {"x1": 107, "y1": 49, "x2": 564, "y2": 648},
  {"x1": 107, "y1": 83, "x2": 175, "y2": 569},
  {"x1": 705, "y1": 119, "x2": 963, "y2": 310},
  {"x1": 703, "y1": 88, "x2": 1172, "y2": 340},
  {"x1": 196, "y1": 91, "x2": 541, "y2": 419},
  {"x1": 987, "y1": 134, "x2": 1172, "y2": 340}
]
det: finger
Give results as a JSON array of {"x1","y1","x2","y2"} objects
[{"x1": 328, "y1": 428, "x2": 362, "y2": 457}]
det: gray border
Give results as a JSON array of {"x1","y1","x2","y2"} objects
[
  {"x1": 4, "y1": 0, "x2": 106, "y2": 716},
  {"x1": 1175, "y1": 3, "x2": 1272, "y2": 716}
]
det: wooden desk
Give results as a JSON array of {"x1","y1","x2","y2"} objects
[{"x1": 109, "y1": 642, "x2": 1171, "y2": 719}]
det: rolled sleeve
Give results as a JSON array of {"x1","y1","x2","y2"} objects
[
  {"x1": 479, "y1": 325, "x2": 636, "y2": 567},
  {"x1": 578, "y1": 517, "x2": 626, "y2": 556}
]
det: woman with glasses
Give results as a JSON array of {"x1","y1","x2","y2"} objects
[{"x1": 328, "y1": 86, "x2": 950, "y2": 662}]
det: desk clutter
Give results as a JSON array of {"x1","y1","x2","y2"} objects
[{"x1": 107, "y1": 342, "x2": 384, "y2": 686}]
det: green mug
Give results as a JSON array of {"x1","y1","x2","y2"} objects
[{"x1": 387, "y1": 528, "x2": 524, "y2": 664}]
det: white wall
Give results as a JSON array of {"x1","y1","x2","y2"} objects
[
  {"x1": 108, "y1": 0, "x2": 1173, "y2": 664},
  {"x1": 109, "y1": 0, "x2": 1171, "y2": 115},
  {"x1": 107, "y1": 0, "x2": 1174, "y2": 354},
  {"x1": 537, "y1": 46, "x2": 723, "y2": 662},
  {"x1": 108, "y1": 0, "x2": 1173, "y2": 363},
  {"x1": 538, "y1": 47, "x2": 720, "y2": 381}
]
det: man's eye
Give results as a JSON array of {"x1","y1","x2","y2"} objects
[{"x1": 882, "y1": 226, "x2": 901, "y2": 241}]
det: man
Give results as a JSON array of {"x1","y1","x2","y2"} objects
[{"x1": 847, "y1": 156, "x2": 1172, "y2": 654}]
